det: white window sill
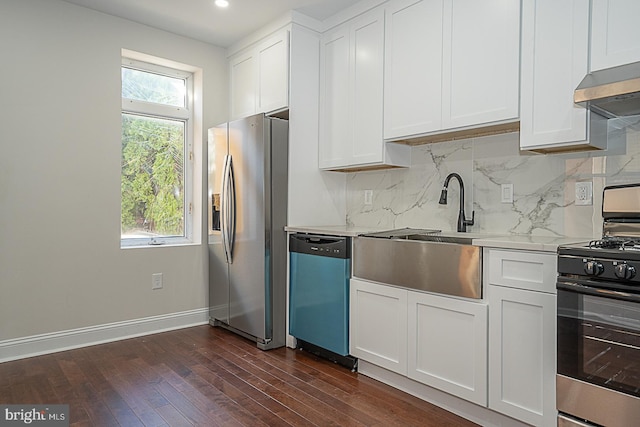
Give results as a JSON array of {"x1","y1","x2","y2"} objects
[{"x1": 120, "y1": 238, "x2": 199, "y2": 249}]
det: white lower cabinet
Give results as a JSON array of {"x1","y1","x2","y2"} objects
[
  {"x1": 350, "y1": 278, "x2": 487, "y2": 404},
  {"x1": 350, "y1": 278, "x2": 408, "y2": 375},
  {"x1": 352, "y1": 247, "x2": 558, "y2": 426},
  {"x1": 486, "y1": 248, "x2": 557, "y2": 427},
  {"x1": 408, "y1": 291, "x2": 487, "y2": 406}
]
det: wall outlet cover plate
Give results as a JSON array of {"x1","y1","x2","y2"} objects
[{"x1": 575, "y1": 182, "x2": 593, "y2": 206}]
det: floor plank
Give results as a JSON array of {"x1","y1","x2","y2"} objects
[{"x1": 0, "y1": 325, "x2": 479, "y2": 426}]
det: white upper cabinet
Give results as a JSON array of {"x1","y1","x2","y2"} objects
[
  {"x1": 257, "y1": 32, "x2": 289, "y2": 114},
  {"x1": 443, "y1": 0, "x2": 520, "y2": 130},
  {"x1": 319, "y1": 7, "x2": 410, "y2": 170},
  {"x1": 384, "y1": 0, "x2": 520, "y2": 141},
  {"x1": 319, "y1": 26, "x2": 350, "y2": 167},
  {"x1": 519, "y1": 0, "x2": 605, "y2": 152},
  {"x1": 229, "y1": 51, "x2": 257, "y2": 121},
  {"x1": 229, "y1": 29, "x2": 289, "y2": 120},
  {"x1": 591, "y1": 0, "x2": 640, "y2": 71},
  {"x1": 384, "y1": 0, "x2": 443, "y2": 139}
]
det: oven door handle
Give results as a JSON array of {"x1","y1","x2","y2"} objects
[{"x1": 557, "y1": 279, "x2": 640, "y2": 303}]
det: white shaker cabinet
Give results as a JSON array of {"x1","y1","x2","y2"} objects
[
  {"x1": 384, "y1": 0, "x2": 519, "y2": 141},
  {"x1": 319, "y1": 8, "x2": 410, "y2": 170},
  {"x1": 229, "y1": 51, "x2": 257, "y2": 121},
  {"x1": 350, "y1": 278, "x2": 408, "y2": 375},
  {"x1": 384, "y1": 0, "x2": 443, "y2": 139},
  {"x1": 229, "y1": 29, "x2": 289, "y2": 120},
  {"x1": 591, "y1": 0, "x2": 640, "y2": 71},
  {"x1": 256, "y1": 32, "x2": 289, "y2": 114},
  {"x1": 407, "y1": 291, "x2": 488, "y2": 406},
  {"x1": 350, "y1": 277, "x2": 488, "y2": 405},
  {"x1": 519, "y1": 0, "x2": 606, "y2": 152},
  {"x1": 443, "y1": 0, "x2": 520, "y2": 130},
  {"x1": 486, "y1": 249, "x2": 557, "y2": 427},
  {"x1": 319, "y1": 25, "x2": 350, "y2": 168}
]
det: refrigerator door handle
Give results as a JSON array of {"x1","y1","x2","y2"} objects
[
  {"x1": 226, "y1": 155, "x2": 236, "y2": 264},
  {"x1": 220, "y1": 154, "x2": 231, "y2": 264}
]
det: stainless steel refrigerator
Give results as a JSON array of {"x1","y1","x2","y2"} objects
[{"x1": 207, "y1": 113, "x2": 288, "y2": 350}]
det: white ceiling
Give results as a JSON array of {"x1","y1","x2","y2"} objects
[{"x1": 61, "y1": 0, "x2": 362, "y2": 47}]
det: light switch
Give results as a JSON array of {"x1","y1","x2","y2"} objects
[
  {"x1": 152, "y1": 273, "x2": 163, "y2": 290},
  {"x1": 364, "y1": 190, "x2": 373, "y2": 205},
  {"x1": 501, "y1": 184, "x2": 513, "y2": 203}
]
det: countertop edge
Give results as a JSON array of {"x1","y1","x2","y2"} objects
[
  {"x1": 472, "y1": 237, "x2": 591, "y2": 253},
  {"x1": 285, "y1": 225, "x2": 591, "y2": 252},
  {"x1": 284, "y1": 225, "x2": 386, "y2": 237}
]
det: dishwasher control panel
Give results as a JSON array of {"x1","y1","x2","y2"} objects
[{"x1": 289, "y1": 233, "x2": 350, "y2": 259}]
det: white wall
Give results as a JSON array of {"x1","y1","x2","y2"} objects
[{"x1": 0, "y1": 0, "x2": 227, "y2": 342}]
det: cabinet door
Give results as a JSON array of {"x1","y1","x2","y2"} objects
[
  {"x1": 350, "y1": 279, "x2": 408, "y2": 375},
  {"x1": 591, "y1": 0, "x2": 640, "y2": 71},
  {"x1": 319, "y1": 27, "x2": 350, "y2": 169},
  {"x1": 384, "y1": 0, "x2": 443, "y2": 139},
  {"x1": 520, "y1": 0, "x2": 591, "y2": 151},
  {"x1": 229, "y1": 52, "x2": 256, "y2": 120},
  {"x1": 488, "y1": 285, "x2": 556, "y2": 427},
  {"x1": 351, "y1": 9, "x2": 385, "y2": 165},
  {"x1": 407, "y1": 291, "x2": 487, "y2": 406},
  {"x1": 443, "y1": 0, "x2": 520, "y2": 129},
  {"x1": 257, "y1": 30, "x2": 289, "y2": 114}
]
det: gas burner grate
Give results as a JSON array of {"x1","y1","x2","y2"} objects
[{"x1": 589, "y1": 237, "x2": 640, "y2": 250}]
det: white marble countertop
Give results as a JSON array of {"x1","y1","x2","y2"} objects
[
  {"x1": 472, "y1": 234, "x2": 591, "y2": 252},
  {"x1": 285, "y1": 225, "x2": 591, "y2": 252},
  {"x1": 284, "y1": 225, "x2": 388, "y2": 237}
]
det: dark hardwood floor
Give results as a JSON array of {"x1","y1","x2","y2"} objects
[{"x1": 0, "y1": 325, "x2": 478, "y2": 426}]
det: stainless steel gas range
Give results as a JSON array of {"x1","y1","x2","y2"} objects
[{"x1": 557, "y1": 184, "x2": 640, "y2": 427}]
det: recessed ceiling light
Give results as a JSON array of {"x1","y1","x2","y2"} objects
[{"x1": 215, "y1": 0, "x2": 229, "y2": 8}]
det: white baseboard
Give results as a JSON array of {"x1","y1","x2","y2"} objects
[{"x1": 0, "y1": 308, "x2": 209, "y2": 363}]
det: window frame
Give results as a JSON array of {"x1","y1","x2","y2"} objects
[{"x1": 120, "y1": 57, "x2": 194, "y2": 248}]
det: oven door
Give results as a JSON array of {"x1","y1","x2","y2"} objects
[{"x1": 557, "y1": 279, "x2": 640, "y2": 427}]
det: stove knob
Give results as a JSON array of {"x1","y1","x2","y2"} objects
[
  {"x1": 615, "y1": 263, "x2": 636, "y2": 280},
  {"x1": 584, "y1": 260, "x2": 604, "y2": 276}
]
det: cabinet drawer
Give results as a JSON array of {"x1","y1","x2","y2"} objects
[{"x1": 487, "y1": 249, "x2": 556, "y2": 293}]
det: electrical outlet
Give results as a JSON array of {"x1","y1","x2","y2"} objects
[
  {"x1": 501, "y1": 183, "x2": 513, "y2": 203},
  {"x1": 152, "y1": 273, "x2": 163, "y2": 290},
  {"x1": 364, "y1": 190, "x2": 373, "y2": 205},
  {"x1": 575, "y1": 182, "x2": 593, "y2": 206}
]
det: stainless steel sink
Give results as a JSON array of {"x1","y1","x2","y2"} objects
[{"x1": 353, "y1": 235, "x2": 482, "y2": 299}]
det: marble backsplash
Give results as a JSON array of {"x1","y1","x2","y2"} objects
[{"x1": 346, "y1": 126, "x2": 640, "y2": 238}]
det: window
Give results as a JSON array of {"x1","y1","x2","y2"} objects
[{"x1": 121, "y1": 57, "x2": 193, "y2": 247}]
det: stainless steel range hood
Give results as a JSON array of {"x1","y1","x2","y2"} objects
[{"x1": 575, "y1": 61, "x2": 640, "y2": 118}]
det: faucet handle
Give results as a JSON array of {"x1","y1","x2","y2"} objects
[{"x1": 464, "y1": 211, "x2": 475, "y2": 227}]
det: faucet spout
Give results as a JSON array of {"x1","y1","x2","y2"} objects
[{"x1": 439, "y1": 173, "x2": 475, "y2": 232}]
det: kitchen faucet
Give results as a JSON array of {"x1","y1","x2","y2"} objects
[{"x1": 438, "y1": 173, "x2": 475, "y2": 232}]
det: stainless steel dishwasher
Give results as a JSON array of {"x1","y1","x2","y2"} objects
[{"x1": 289, "y1": 233, "x2": 356, "y2": 370}]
